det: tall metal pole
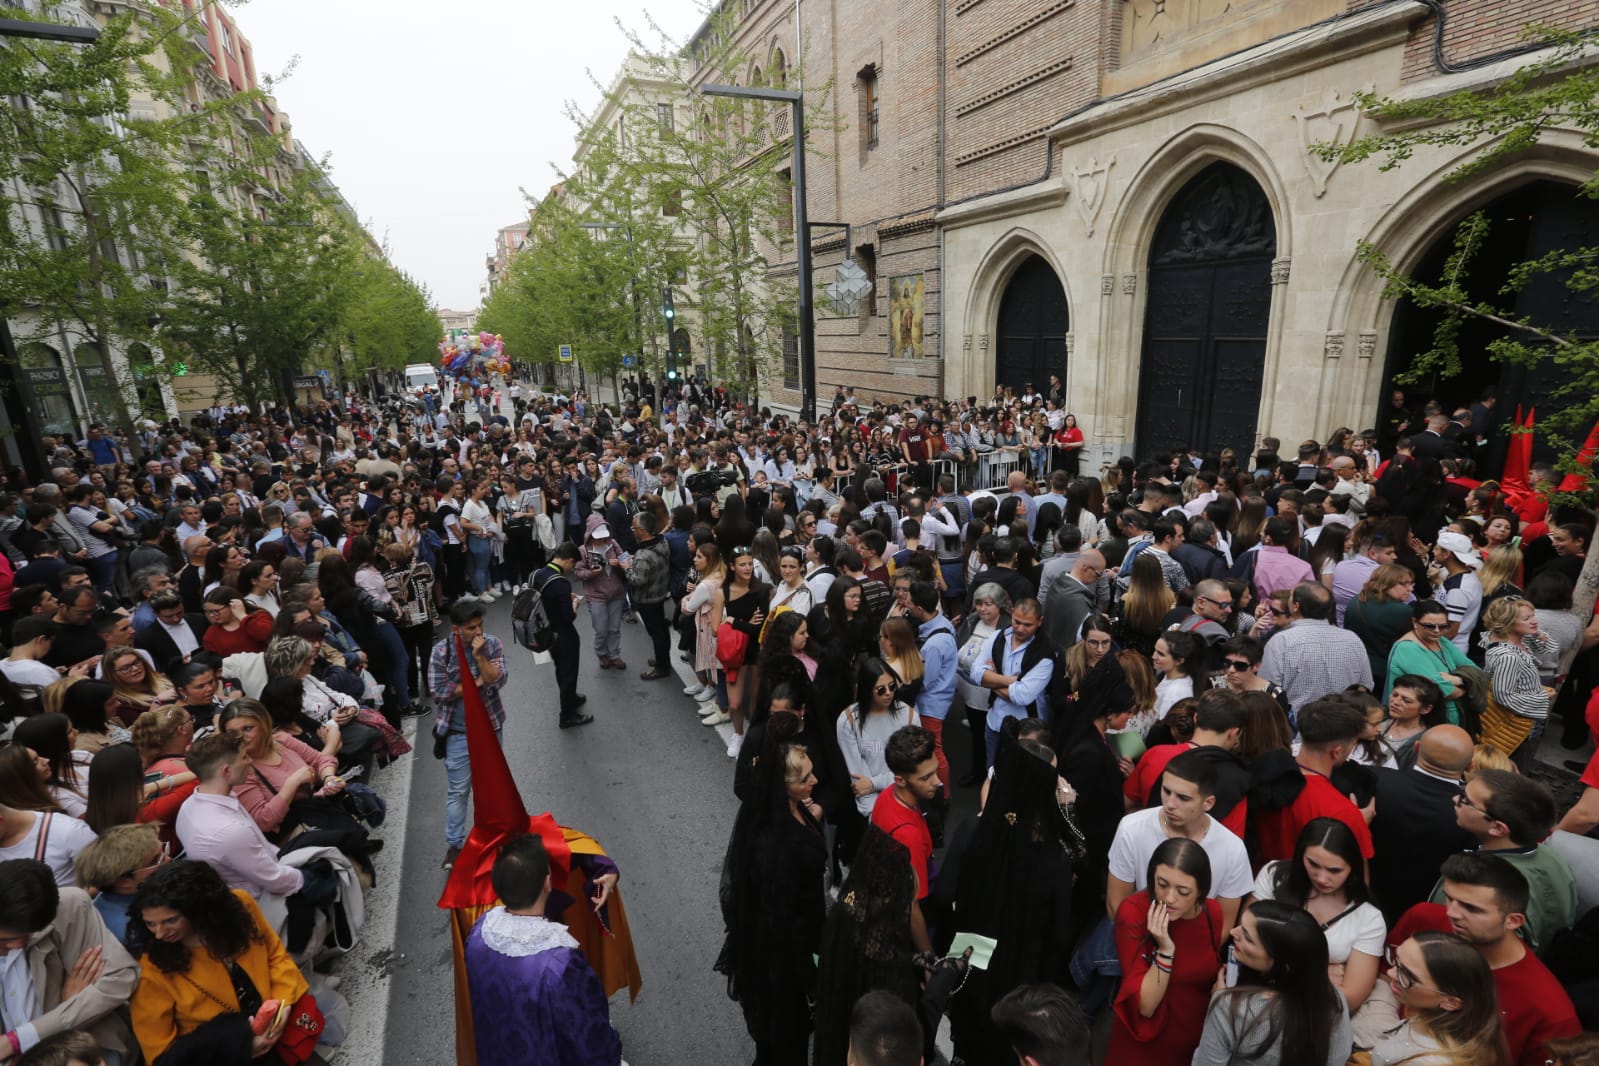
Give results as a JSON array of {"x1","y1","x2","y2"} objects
[{"x1": 791, "y1": 98, "x2": 815, "y2": 424}]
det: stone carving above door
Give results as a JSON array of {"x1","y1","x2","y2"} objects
[
  {"x1": 1071, "y1": 156, "x2": 1115, "y2": 238},
  {"x1": 1293, "y1": 88, "x2": 1365, "y2": 198}
]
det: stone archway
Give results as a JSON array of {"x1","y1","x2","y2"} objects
[
  {"x1": 994, "y1": 255, "x2": 1068, "y2": 396},
  {"x1": 1136, "y1": 162, "x2": 1276, "y2": 458}
]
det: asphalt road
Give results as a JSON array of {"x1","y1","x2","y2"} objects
[{"x1": 364, "y1": 596, "x2": 753, "y2": 1065}]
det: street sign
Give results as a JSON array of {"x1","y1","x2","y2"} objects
[
  {"x1": 621, "y1": 354, "x2": 637, "y2": 369},
  {"x1": 292, "y1": 375, "x2": 321, "y2": 389},
  {"x1": 557, "y1": 344, "x2": 573, "y2": 363},
  {"x1": 317, "y1": 369, "x2": 330, "y2": 380}
]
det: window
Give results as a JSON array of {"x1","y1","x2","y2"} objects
[
  {"x1": 657, "y1": 102, "x2": 673, "y2": 132},
  {"x1": 662, "y1": 189, "x2": 682, "y2": 217},
  {"x1": 859, "y1": 67, "x2": 879, "y2": 153},
  {"x1": 770, "y1": 49, "x2": 787, "y2": 88},
  {"x1": 856, "y1": 243, "x2": 877, "y2": 323},
  {"x1": 782, "y1": 319, "x2": 799, "y2": 391},
  {"x1": 617, "y1": 116, "x2": 627, "y2": 149}
]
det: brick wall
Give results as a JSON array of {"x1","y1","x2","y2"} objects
[
  {"x1": 944, "y1": 0, "x2": 1104, "y2": 204},
  {"x1": 1396, "y1": 0, "x2": 1599, "y2": 82}
]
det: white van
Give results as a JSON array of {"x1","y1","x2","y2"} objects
[{"x1": 404, "y1": 364, "x2": 439, "y2": 391}]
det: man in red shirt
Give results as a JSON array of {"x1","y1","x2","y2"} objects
[
  {"x1": 1252, "y1": 698, "x2": 1375, "y2": 866},
  {"x1": 898, "y1": 415, "x2": 934, "y2": 493},
  {"x1": 870, "y1": 725, "x2": 941, "y2": 954},
  {"x1": 1389, "y1": 852, "x2": 1579, "y2": 1066},
  {"x1": 1122, "y1": 689, "x2": 1249, "y2": 838}
]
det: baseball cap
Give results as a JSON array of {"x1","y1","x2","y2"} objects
[
  {"x1": 1436, "y1": 529, "x2": 1482, "y2": 569},
  {"x1": 592, "y1": 525, "x2": 611, "y2": 540}
]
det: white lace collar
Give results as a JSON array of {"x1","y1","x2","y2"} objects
[{"x1": 479, "y1": 907, "x2": 580, "y2": 958}]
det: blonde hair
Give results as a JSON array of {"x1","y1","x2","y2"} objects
[
  {"x1": 1467, "y1": 743, "x2": 1518, "y2": 779},
  {"x1": 74, "y1": 822, "x2": 161, "y2": 890},
  {"x1": 879, "y1": 617, "x2": 925, "y2": 684},
  {"x1": 1119, "y1": 553, "x2": 1175, "y2": 634},
  {"x1": 783, "y1": 743, "x2": 812, "y2": 784},
  {"x1": 131, "y1": 705, "x2": 193, "y2": 764},
  {"x1": 1477, "y1": 545, "x2": 1523, "y2": 598},
  {"x1": 1480, "y1": 596, "x2": 1530, "y2": 638},
  {"x1": 40, "y1": 676, "x2": 83, "y2": 716}
]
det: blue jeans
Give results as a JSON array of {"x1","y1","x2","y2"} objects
[
  {"x1": 466, "y1": 536, "x2": 492, "y2": 594},
  {"x1": 374, "y1": 619, "x2": 411, "y2": 708},
  {"x1": 445, "y1": 727, "x2": 502, "y2": 848},
  {"x1": 86, "y1": 550, "x2": 119, "y2": 595}
]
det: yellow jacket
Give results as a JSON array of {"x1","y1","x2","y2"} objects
[{"x1": 129, "y1": 891, "x2": 309, "y2": 1063}]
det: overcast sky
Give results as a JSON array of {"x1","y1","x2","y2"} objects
[{"x1": 236, "y1": 0, "x2": 708, "y2": 312}]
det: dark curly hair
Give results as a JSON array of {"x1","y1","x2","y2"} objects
[{"x1": 126, "y1": 859, "x2": 262, "y2": 972}]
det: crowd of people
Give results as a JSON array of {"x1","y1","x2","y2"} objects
[{"x1": 2, "y1": 371, "x2": 1599, "y2": 1066}]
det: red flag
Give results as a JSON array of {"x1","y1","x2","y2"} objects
[
  {"x1": 1500, "y1": 406, "x2": 1534, "y2": 499},
  {"x1": 1559, "y1": 418, "x2": 1599, "y2": 492},
  {"x1": 436, "y1": 632, "x2": 570, "y2": 909}
]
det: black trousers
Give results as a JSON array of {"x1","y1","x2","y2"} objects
[
  {"x1": 398, "y1": 622, "x2": 433, "y2": 699},
  {"x1": 504, "y1": 531, "x2": 541, "y2": 587},
  {"x1": 441, "y1": 543, "x2": 467, "y2": 599},
  {"x1": 552, "y1": 629, "x2": 582, "y2": 718},
  {"x1": 637, "y1": 600, "x2": 671, "y2": 667}
]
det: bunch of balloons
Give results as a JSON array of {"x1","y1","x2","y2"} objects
[{"x1": 437, "y1": 331, "x2": 511, "y2": 384}]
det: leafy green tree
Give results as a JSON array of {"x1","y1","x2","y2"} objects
[
  {"x1": 339, "y1": 254, "x2": 441, "y2": 378},
  {"x1": 1327, "y1": 26, "x2": 1599, "y2": 612},
  {"x1": 160, "y1": 155, "x2": 360, "y2": 412},
  {"x1": 0, "y1": 1, "x2": 224, "y2": 436}
]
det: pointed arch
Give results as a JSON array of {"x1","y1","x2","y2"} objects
[{"x1": 963, "y1": 228, "x2": 1072, "y2": 395}]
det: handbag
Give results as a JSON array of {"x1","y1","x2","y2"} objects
[{"x1": 1477, "y1": 695, "x2": 1535, "y2": 753}]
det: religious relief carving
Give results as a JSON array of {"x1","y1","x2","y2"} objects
[
  {"x1": 1324, "y1": 331, "x2": 1344, "y2": 359},
  {"x1": 1357, "y1": 331, "x2": 1377, "y2": 359},
  {"x1": 1071, "y1": 156, "x2": 1115, "y2": 238},
  {"x1": 1122, "y1": 274, "x2": 1137, "y2": 295},
  {"x1": 1270, "y1": 257, "x2": 1290, "y2": 286},
  {"x1": 1293, "y1": 88, "x2": 1364, "y2": 198},
  {"x1": 1101, "y1": 274, "x2": 1116, "y2": 296},
  {"x1": 1122, "y1": 0, "x2": 1277, "y2": 59},
  {"x1": 1123, "y1": 0, "x2": 1172, "y2": 55},
  {"x1": 1150, "y1": 166, "x2": 1274, "y2": 266}
]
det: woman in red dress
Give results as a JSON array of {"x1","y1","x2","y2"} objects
[{"x1": 1109, "y1": 836, "x2": 1226, "y2": 1066}]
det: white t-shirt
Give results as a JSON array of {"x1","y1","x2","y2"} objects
[
  {"x1": 1155, "y1": 676, "x2": 1195, "y2": 716},
  {"x1": 1441, "y1": 572, "x2": 1483, "y2": 655},
  {"x1": 1252, "y1": 862, "x2": 1387, "y2": 964},
  {"x1": 1107, "y1": 807, "x2": 1254, "y2": 900},
  {"x1": 0, "y1": 658, "x2": 61, "y2": 699},
  {"x1": 0, "y1": 810, "x2": 98, "y2": 885}
]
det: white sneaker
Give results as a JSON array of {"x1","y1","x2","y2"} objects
[
  {"x1": 683, "y1": 682, "x2": 708, "y2": 698},
  {"x1": 701, "y1": 709, "x2": 731, "y2": 726},
  {"x1": 726, "y1": 733, "x2": 744, "y2": 757},
  {"x1": 698, "y1": 701, "x2": 722, "y2": 717}
]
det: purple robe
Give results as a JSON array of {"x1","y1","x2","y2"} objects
[{"x1": 464, "y1": 908, "x2": 623, "y2": 1066}]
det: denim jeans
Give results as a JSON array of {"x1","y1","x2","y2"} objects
[
  {"x1": 466, "y1": 535, "x2": 493, "y2": 595},
  {"x1": 374, "y1": 619, "x2": 411, "y2": 709},
  {"x1": 86, "y1": 550, "x2": 119, "y2": 595},
  {"x1": 445, "y1": 727, "x2": 502, "y2": 848}
]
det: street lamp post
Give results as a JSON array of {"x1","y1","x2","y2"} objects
[{"x1": 698, "y1": 83, "x2": 817, "y2": 422}]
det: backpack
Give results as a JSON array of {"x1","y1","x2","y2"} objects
[
  {"x1": 512, "y1": 569, "x2": 563, "y2": 652},
  {"x1": 429, "y1": 503, "x2": 458, "y2": 538}
]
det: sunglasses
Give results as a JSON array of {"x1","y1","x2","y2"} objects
[
  {"x1": 1199, "y1": 596, "x2": 1234, "y2": 611},
  {"x1": 730, "y1": 547, "x2": 751, "y2": 558},
  {"x1": 874, "y1": 681, "x2": 900, "y2": 695},
  {"x1": 1417, "y1": 621, "x2": 1450, "y2": 632},
  {"x1": 1223, "y1": 659, "x2": 1252, "y2": 671}
]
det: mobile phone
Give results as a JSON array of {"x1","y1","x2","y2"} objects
[{"x1": 1224, "y1": 944, "x2": 1239, "y2": 988}]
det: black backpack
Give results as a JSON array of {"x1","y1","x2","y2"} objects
[
  {"x1": 512, "y1": 569, "x2": 562, "y2": 652},
  {"x1": 429, "y1": 503, "x2": 458, "y2": 538}
]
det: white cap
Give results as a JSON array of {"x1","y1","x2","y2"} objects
[
  {"x1": 591, "y1": 525, "x2": 611, "y2": 540},
  {"x1": 1436, "y1": 529, "x2": 1482, "y2": 569}
]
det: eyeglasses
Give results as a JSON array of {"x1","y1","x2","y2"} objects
[
  {"x1": 1417, "y1": 621, "x2": 1450, "y2": 632},
  {"x1": 1223, "y1": 659, "x2": 1252, "y2": 671},
  {"x1": 1453, "y1": 785, "x2": 1494, "y2": 820},
  {"x1": 1383, "y1": 944, "x2": 1435, "y2": 992},
  {"x1": 114, "y1": 659, "x2": 144, "y2": 673},
  {"x1": 130, "y1": 841, "x2": 173, "y2": 877}
]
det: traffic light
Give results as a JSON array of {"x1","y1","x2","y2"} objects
[{"x1": 662, "y1": 287, "x2": 679, "y2": 386}]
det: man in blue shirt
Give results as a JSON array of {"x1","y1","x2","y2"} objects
[
  {"x1": 907, "y1": 582, "x2": 957, "y2": 790},
  {"x1": 967, "y1": 597, "x2": 1058, "y2": 768}
]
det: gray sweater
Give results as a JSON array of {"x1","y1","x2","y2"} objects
[{"x1": 1191, "y1": 989, "x2": 1351, "y2": 1066}]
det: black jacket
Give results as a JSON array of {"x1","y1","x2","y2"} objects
[
  {"x1": 1369, "y1": 765, "x2": 1476, "y2": 923},
  {"x1": 1172, "y1": 541, "x2": 1229, "y2": 585},
  {"x1": 135, "y1": 615, "x2": 210, "y2": 675}
]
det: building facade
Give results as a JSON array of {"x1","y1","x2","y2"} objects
[
  {"x1": 688, "y1": 0, "x2": 1599, "y2": 460},
  {"x1": 940, "y1": 0, "x2": 1599, "y2": 465}
]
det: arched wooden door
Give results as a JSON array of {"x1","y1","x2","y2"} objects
[
  {"x1": 1136, "y1": 163, "x2": 1276, "y2": 458},
  {"x1": 994, "y1": 254, "x2": 1067, "y2": 396}
]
